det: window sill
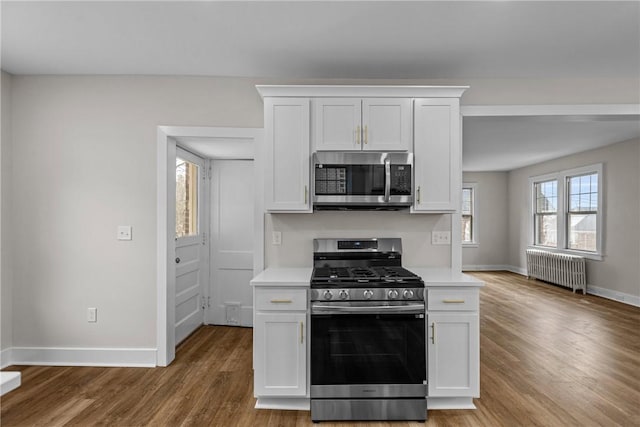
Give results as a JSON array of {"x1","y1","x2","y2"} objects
[
  {"x1": 462, "y1": 242, "x2": 478, "y2": 248},
  {"x1": 528, "y1": 245, "x2": 603, "y2": 261}
]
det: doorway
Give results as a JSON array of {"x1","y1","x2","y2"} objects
[{"x1": 157, "y1": 127, "x2": 264, "y2": 366}]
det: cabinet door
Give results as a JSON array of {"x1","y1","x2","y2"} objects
[
  {"x1": 254, "y1": 312, "x2": 307, "y2": 397},
  {"x1": 362, "y1": 98, "x2": 411, "y2": 151},
  {"x1": 313, "y1": 98, "x2": 362, "y2": 151},
  {"x1": 427, "y1": 312, "x2": 479, "y2": 397},
  {"x1": 264, "y1": 97, "x2": 311, "y2": 212},
  {"x1": 413, "y1": 98, "x2": 461, "y2": 212}
]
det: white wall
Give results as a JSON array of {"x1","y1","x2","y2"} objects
[
  {"x1": 1, "y1": 71, "x2": 13, "y2": 355},
  {"x1": 5, "y1": 74, "x2": 638, "y2": 353},
  {"x1": 266, "y1": 211, "x2": 451, "y2": 268},
  {"x1": 508, "y1": 138, "x2": 640, "y2": 298},
  {"x1": 9, "y1": 76, "x2": 262, "y2": 348},
  {"x1": 461, "y1": 172, "x2": 509, "y2": 270}
]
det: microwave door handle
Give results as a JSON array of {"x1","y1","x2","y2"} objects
[{"x1": 384, "y1": 159, "x2": 391, "y2": 202}]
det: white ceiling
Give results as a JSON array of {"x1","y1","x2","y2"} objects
[{"x1": 2, "y1": 0, "x2": 639, "y2": 171}]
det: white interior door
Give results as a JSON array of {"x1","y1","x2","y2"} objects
[
  {"x1": 174, "y1": 147, "x2": 208, "y2": 345},
  {"x1": 209, "y1": 159, "x2": 254, "y2": 327}
]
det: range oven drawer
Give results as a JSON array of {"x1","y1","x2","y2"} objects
[
  {"x1": 427, "y1": 288, "x2": 479, "y2": 311},
  {"x1": 255, "y1": 288, "x2": 307, "y2": 311}
]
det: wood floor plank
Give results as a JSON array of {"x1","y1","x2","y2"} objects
[{"x1": 1, "y1": 272, "x2": 639, "y2": 426}]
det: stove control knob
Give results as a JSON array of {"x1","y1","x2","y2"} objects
[
  {"x1": 402, "y1": 289, "x2": 415, "y2": 299},
  {"x1": 388, "y1": 289, "x2": 399, "y2": 300},
  {"x1": 339, "y1": 290, "x2": 349, "y2": 300},
  {"x1": 323, "y1": 290, "x2": 333, "y2": 300},
  {"x1": 363, "y1": 290, "x2": 374, "y2": 300}
]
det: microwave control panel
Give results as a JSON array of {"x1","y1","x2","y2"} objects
[{"x1": 390, "y1": 165, "x2": 412, "y2": 195}]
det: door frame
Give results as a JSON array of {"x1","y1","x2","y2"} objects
[{"x1": 156, "y1": 126, "x2": 264, "y2": 366}]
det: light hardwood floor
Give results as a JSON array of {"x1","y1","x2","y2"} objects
[{"x1": 2, "y1": 272, "x2": 639, "y2": 426}]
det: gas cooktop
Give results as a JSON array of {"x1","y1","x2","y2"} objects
[
  {"x1": 311, "y1": 266, "x2": 423, "y2": 287},
  {"x1": 310, "y1": 238, "x2": 424, "y2": 289}
]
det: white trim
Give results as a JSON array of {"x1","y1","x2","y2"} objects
[
  {"x1": 9, "y1": 347, "x2": 157, "y2": 367},
  {"x1": 587, "y1": 286, "x2": 640, "y2": 308},
  {"x1": 254, "y1": 398, "x2": 310, "y2": 411},
  {"x1": 462, "y1": 182, "x2": 477, "y2": 246},
  {"x1": 427, "y1": 397, "x2": 476, "y2": 410},
  {"x1": 462, "y1": 264, "x2": 514, "y2": 272},
  {"x1": 157, "y1": 126, "x2": 264, "y2": 367},
  {"x1": 256, "y1": 85, "x2": 469, "y2": 99},
  {"x1": 0, "y1": 348, "x2": 13, "y2": 369},
  {"x1": 529, "y1": 163, "x2": 604, "y2": 259},
  {"x1": 463, "y1": 267, "x2": 640, "y2": 308},
  {"x1": 1, "y1": 372, "x2": 21, "y2": 396},
  {"x1": 461, "y1": 104, "x2": 640, "y2": 117}
]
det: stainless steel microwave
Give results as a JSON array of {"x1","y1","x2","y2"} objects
[{"x1": 312, "y1": 152, "x2": 413, "y2": 210}]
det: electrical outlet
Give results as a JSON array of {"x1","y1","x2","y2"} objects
[
  {"x1": 432, "y1": 231, "x2": 451, "y2": 245},
  {"x1": 87, "y1": 307, "x2": 97, "y2": 323},
  {"x1": 272, "y1": 231, "x2": 282, "y2": 246},
  {"x1": 117, "y1": 226, "x2": 132, "y2": 241}
]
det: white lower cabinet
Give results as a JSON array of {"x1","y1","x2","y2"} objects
[
  {"x1": 254, "y1": 288, "x2": 307, "y2": 398},
  {"x1": 426, "y1": 288, "x2": 480, "y2": 399}
]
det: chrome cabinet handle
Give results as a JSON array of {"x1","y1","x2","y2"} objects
[
  {"x1": 356, "y1": 125, "x2": 361, "y2": 145},
  {"x1": 304, "y1": 185, "x2": 308, "y2": 204},
  {"x1": 443, "y1": 299, "x2": 465, "y2": 304},
  {"x1": 270, "y1": 299, "x2": 292, "y2": 304},
  {"x1": 364, "y1": 125, "x2": 368, "y2": 144},
  {"x1": 417, "y1": 186, "x2": 421, "y2": 204}
]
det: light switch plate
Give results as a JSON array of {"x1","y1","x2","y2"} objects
[
  {"x1": 432, "y1": 231, "x2": 451, "y2": 245},
  {"x1": 87, "y1": 307, "x2": 97, "y2": 323},
  {"x1": 272, "y1": 231, "x2": 282, "y2": 246},
  {"x1": 117, "y1": 226, "x2": 132, "y2": 241}
]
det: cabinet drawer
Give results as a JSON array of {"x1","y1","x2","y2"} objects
[
  {"x1": 427, "y1": 288, "x2": 478, "y2": 311},
  {"x1": 255, "y1": 288, "x2": 307, "y2": 311}
]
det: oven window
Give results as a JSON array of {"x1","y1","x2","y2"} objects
[{"x1": 311, "y1": 314, "x2": 425, "y2": 385}]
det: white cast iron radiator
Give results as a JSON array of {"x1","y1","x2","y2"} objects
[{"x1": 526, "y1": 249, "x2": 586, "y2": 294}]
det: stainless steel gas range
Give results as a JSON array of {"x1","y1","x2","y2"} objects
[{"x1": 309, "y1": 238, "x2": 427, "y2": 422}]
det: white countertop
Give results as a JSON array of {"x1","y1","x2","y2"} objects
[
  {"x1": 251, "y1": 267, "x2": 483, "y2": 287},
  {"x1": 250, "y1": 267, "x2": 313, "y2": 287},
  {"x1": 410, "y1": 268, "x2": 484, "y2": 287}
]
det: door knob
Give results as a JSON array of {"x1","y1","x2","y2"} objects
[{"x1": 175, "y1": 257, "x2": 181, "y2": 264}]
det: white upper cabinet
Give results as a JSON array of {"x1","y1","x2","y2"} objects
[
  {"x1": 313, "y1": 98, "x2": 411, "y2": 152},
  {"x1": 264, "y1": 97, "x2": 312, "y2": 212},
  {"x1": 413, "y1": 98, "x2": 461, "y2": 213}
]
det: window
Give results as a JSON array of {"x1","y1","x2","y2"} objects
[
  {"x1": 176, "y1": 156, "x2": 199, "y2": 238},
  {"x1": 534, "y1": 180, "x2": 557, "y2": 247},
  {"x1": 462, "y1": 184, "x2": 476, "y2": 244},
  {"x1": 567, "y1": 173, "x2": 598, "y2": 252},
  {"x1": 530, "y1": 164, "x2": 602, "y2": 259}
]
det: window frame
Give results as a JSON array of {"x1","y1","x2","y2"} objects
[
  {"x1": 529, "y1": 163, "x2": 603, "y2": 260},
  {"x1": 462, "y1": 182, "x2": 477, "y2": 247},
  {"x1": 533, "y1": 178, "x2": 558, "y2": 248},
  {"x1": 175, "y1": 146, "x2": 205, "y2": 241}
]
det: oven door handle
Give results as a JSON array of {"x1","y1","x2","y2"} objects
[{"x1": 311, "y1": 303, "x2": 425, "y2": 315}]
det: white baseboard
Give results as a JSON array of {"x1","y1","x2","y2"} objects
[
  {"x1": 587, "y1": 286, "x2": 640, "y2": 308},
  {"x1": 1, "y1": 348, "x2": 13, "y2": 369},
  {"x1": 0, "y1": 372, "x2": 21, "y2": 396},
  {"x1": 7, "y1": 347, "x2": 157, "y2": 367},
  {"x1": 427, "y1": 396, "x2": 476, "y2": 410},
  {"x1": 255, "y1": 397, "x2": 310, "y2": 411},
  {"x1": 463, "y1": 265, "x2": 527, "y2": 276},
  {"x1": 463, "y1": 265, "x2": 639, "y2": 308}
]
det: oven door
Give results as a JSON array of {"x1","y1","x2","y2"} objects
[{"x1": 310, "y1": 303, "x2": 426, "y2": 399}]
